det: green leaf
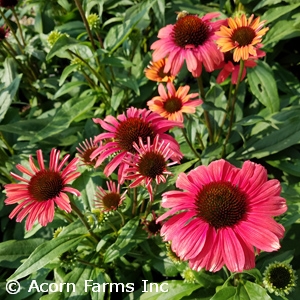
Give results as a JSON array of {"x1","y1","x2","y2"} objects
[
  {"x1": 63, "y1": 264, "x2": 93, "y2": 299},
  {"x1": 0, "y1": 238, "x2": 45, "y2": 268},
  {"x1": 247, "y1": 61, "x2": 280, "y2": 113},
  {"x1": 0, "y1": 74, "x2": 22, "y2": 122},
  {"x1": 240, "y1": 281, "x2": 272, "y2": 300},
  {"x1": 111, "y1": 86, "x2": 125, "y2": 111},
  {"x1": 137, "y1": 280, "x2": 201, "y2": 300},
  {"x1": 253, "y1": 0, "x2": 286, "y2": 11},
  {"x1": 104, "y1": 217, "x2": 139, "y2": 263},
  {"x1": 59, "y1": 64, "x2": 80, "y2": 86},
  {"x1": 263, "y1": 20, "x2": 300, "y2": 46},
  {"x1": 90, "y1": 268, "x2": 106, "y2": 300},
  {"x1": 8, "y1": 234, "x2": 85, "y2": 281},
  {"x1": 262, "y1": 3, "x2": 300, "y2": 24},
  {"x1": 54, "y1": 81, "x2": 89, "y2": 98},
  {"x1": 73, "y1": 170, "x2": 100, "y2": 211},
  {"x1": 46, "y1": 35, "x2": 78, "y2": 60},
  {"x1": 105, "y1": 0, "x2": 157, "y2": 54},
  {"x1": 232, "y1": 109, "x2": 300, "y2": 159},
  {"x1": 101, "y1": 56, "x2": 134, "y2": 68},
  {"x1": 30, "y1": 95, "x2": 96, "y2": 143},
  {"x1": 210, "y1": 286, "x2": 236, "y2": 300}
]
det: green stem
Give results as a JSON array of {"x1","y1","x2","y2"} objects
[
  {"x1": 1, "y1": 41, "x2": 36, "y2": 82},
  {"x1": 116, "y1": 210, "x2": 125, "y2": 227},
  {"x1": 196, "y1": 76, "x2": 214, "y2": 143},
  {"x1": 73, "y1": 0, "x2": 96, "y2": 51},
  {"x1": 221, "y1": 60, "x2": 245, "y2": 158},
  {"x1": 0, "y1": 131, "x2": 14, "y2": 155},
  {"x1": 11, "y1": 8, "x2": 26, "y2": 46},
  {"x1": 67, "y1": 49, "x2": 111, "y2": 95},
  {"x1": 0, "y1": 9, "x2": 23, "y2": 53},
  {"x1": 215, "y1": 82, "x2": 234, "y2": 143},
  {"x1": 132, "y1": 187, "x2": 137, "y2": 216},
  {"x1": 181, "y1": 127, "x2": 201, "y2": 160},
  {"x1": 77, "y1": 258, "x2": 105, "y2": 270},
  {"x1": 70, "y1": 202, "x2": 99, "y2": 244}
]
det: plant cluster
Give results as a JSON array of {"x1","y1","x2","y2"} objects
[{"x1": 1, "y1": 0, "x2": 300, "y2": 299}]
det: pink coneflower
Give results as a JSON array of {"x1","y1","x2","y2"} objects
[
  {"x1": 144, "y1": 58, "x2": 176, "y2": 82},
  {"x1": 216, "y1": 14, "x2": 269, "y2": 62},
  {"x1": 94, "y1": 181, "x2": 127, "y2": 212},
  {"x1": 123, "y1": 135, "x2": 179, "y2": 201},
  {"x1": 147, "y1": 82, "x2": 202, "y2": 122},
  {"x1": 4, "y1": 149, "x2": 81, "y2": 231},
  {"x1": 216, "y1": 48, "x2": 266, "y2": 84},
  {"x1": 157, "y1": 159, "x2": 287, "y2": 273},
  {"x1": 151, "y1": 12, "x2": 224, "y2": 77},
  {"x1": 91, "y1": 107, "x2": 183, "y2": 182},
  {"x1": 142, "y1": 211, "x2": 162, "y2": 238},
  {"x1": 76, "y1": 137, "x2": 100, "y2": 167}
]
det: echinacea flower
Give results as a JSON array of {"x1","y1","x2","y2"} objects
[
  {"x1": 94, "y1": 181, "x2": 127, "y2": 212},
  {"x1": 91, "y1": 107, "x2": 183, "y2": 182},
  {"x1": 0, "y1": 0, "x2": 18, "y2": 8},
  {"x1": 123, "y1": 135, "x2": 179, "y2": 201},
  {"x1": 216, "y1": 47, "x2": 266, "y2": 84},
  {"x1": 157, "y1": 159, "x2": 287, "y2": 273},
  {"x1": 76, "y1": 137, "x2": 100, "y2": 167},
  {"x1": 151, "y1": 12, "x2": 224, "y2": 77},
  {"x1": 144, "y1": 58, "x2": 176, "y2": 82},
  {"x1": 263, "y1": 261, "x2": 297, "y2": 297},
  {"x1": 4, "y1": 149, "x2": 81, "y2": 231},
  {"x1": 0, "y1": 25, "x2": 9, "y2": 41},
  {"x1": 142, "y1": 211, "x2": 162, "y2": 238},
  {"x1": 216, "y1": 14, "x2": 269, "y2": 62},
  {"x1": 147, "y1": 82, "x2": 202, "y2": 122}
]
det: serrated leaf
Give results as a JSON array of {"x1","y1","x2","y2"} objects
[
  {"x1": 247, "y1": 61, "x2": 280, "y2": 113},
  {"x1": 8, "y1": 235, "x2": 85, "y2": 281},
  {"x1": 104, "y1": 217, "x2": 139, "y2": 263}
]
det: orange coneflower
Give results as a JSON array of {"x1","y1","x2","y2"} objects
[
  {"x1": 144, "y1": 58, "x2": 175, "y2": 82},
  {"x1": 147, "y1": 82, "x2": 202, "y2": 123},
  {"x1": 216, "y1": 14, "x2": 269, "y2": 62}
]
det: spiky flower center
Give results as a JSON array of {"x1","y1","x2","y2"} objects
[
  {"x1": 173, "y1": 15, "x2": 210, "y2": 48},
  {"x1": 0, "y1": 0, "x2": 18, "y2": 8},
  {"x1": 28, "y1": 170, "x2": 64, "y2": 201},
  {"x1": 269, "y1": 266, "x2": 292, "y2": 289},
  {"x1": 138, "y1": 152, "x2": 166, "y2": 179},
  {"x1": 232, "y1": 27, "x2": 256, "y2": 46},
  {"x1": 80, "y1": 147, "x2": 97, "y2": 166},
  {"x1": 115, "y1": 117, "x2": 155, "y2": 153},
  {"x1": 102, "y1": 192, "x2": 121, "y2": 209},
  {"x1": 196, "y1": 181, "x2": 247, "y2": 229},
  {"x1": 147, "y1": 220, "x2": 162, "y2": 235},
  {"x1": 163, "y1": 98, "x2": 183, "y2": 113}
]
